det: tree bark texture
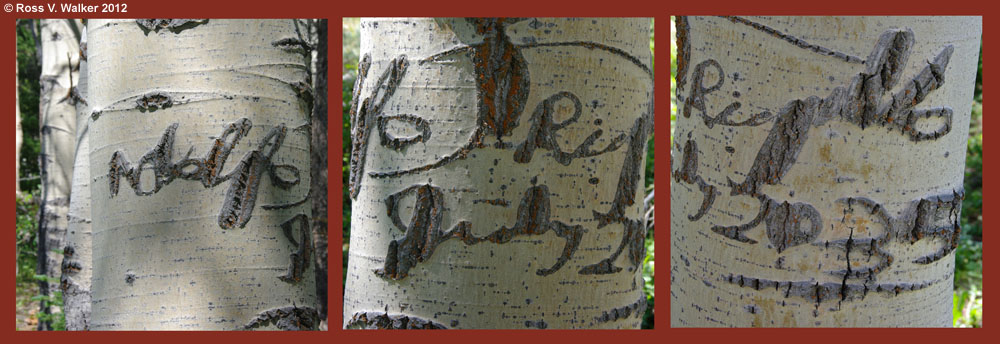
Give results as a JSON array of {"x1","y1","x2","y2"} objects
[
  {"x1": 310, "y1": 19, "x2": 330, "y2": 326},
  {"x1": 62, "y1": 25, "x2": 91, "y2": 331},
  {"x1": 670, "y1": 16, "x2": 981, "y2": 327},
  {"x1": 344, "y1": 18, "x2": 653, "y2": 329},
  {"x1": 36, "y1": 18, "x2": 81, "y2": 329},
  {"x1": 87, "y1": 19, "x2": 317, "y2": 330}
]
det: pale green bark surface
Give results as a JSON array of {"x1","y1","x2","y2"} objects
[
  {"x1": 671, "y1": 16, "x2": 982, "y2": 327},
  {"x1": 345, "y1": 18, "x2": 653, "y2": 329},
  {"x1": 88, "y1": 19, "x2": 316, "y2": 330}
]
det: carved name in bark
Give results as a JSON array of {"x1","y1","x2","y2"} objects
[
  {"x1": 677, "y1": 25, "x2": 963, "y2": 302},
  {"x1": 350, "y1": 18, "x2": 654, "y2": 282}
]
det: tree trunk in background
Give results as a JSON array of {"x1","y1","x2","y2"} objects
[
  {"x1": 344, "y1": 18, "x2": 653, "y2": 329},
  {"x1": 670, "y1": 16, "x2": 981, "y2": 327},
  {"x1": 87, "y1": 19, "x2": 317, "y2": 330},
  {"x1": 36, "y1": 18, "x2": 81, "y2": 330},
  {"x1": 310, "y1": 18, "x2": 329, "y2": 328},
  {"x1": 62, "y1": 26, "x2": 91, "y2": 331}
]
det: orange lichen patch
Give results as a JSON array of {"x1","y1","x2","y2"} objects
[{"x1": 818, "y1": 143, "x2": 833, "y2": 162}]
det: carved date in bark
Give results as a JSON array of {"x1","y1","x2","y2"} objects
[
  {"x1": 696, "y1": 29, "x2": 956, "y2": 248},
  {"x1": 108, "y1": 118, "x2": 301, "y2": 230},
  {"x1": 722, "y1": 190, "x2": 963, "y2": 311},
  {"x1": 376, "y1": 183, "x2": 585, "y2": 280}
]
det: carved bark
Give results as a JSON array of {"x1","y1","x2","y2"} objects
[
  {"x1": 87, "y1": 19, "x2": 317, "y2": 330},
  {"x1": 36, "y1": 18, "x2": 81, "y2": 330},
  {"x1": 670, "y1": 16, "x2": 981, "y2": 327},
  {"x1": 344, "y1": 18, "x2": 653, "y2": 329},
  {"x1": 62, "y1": 25, "x2": 91, "y2": 331}
]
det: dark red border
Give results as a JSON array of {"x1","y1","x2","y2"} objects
[{"x1": 1, "y1": 0, "x2": 992, "y2": 341}]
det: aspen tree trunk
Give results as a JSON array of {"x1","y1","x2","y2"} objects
[
  {"x1": 670, "y1": 16, "x2": 981, "y2": 327},
  {"x1": 37, "y1": 18, "x2": 81, "y2": 330},
  {"x1": 87, "y1": 19, "x2": 317, "y2": 330},
  {"x1": 344, "y1": 18, "x2": 653, "y2": 329},
  {"x1": 62, "y1": 26, "x2": 90, "y2": 331},
  {"x1": 310, "y1": 19, "x2": 330, "y2": 328}
]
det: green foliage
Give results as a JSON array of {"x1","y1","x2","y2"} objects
[
  {"x1": 17, "y1": 21, "x2": 42, "y2": 192},
  {"x1": 16, "y1": 191, "x2": 40, "y2": 285},
  {"x1": 641, "y1": 228, "x2": 654, "y2": 329},
  {"x1": 30, "y1": 275, "x2": 66, "y2": 331},
  {"x1": 953, "y1": 286, "x2": 982, "y2": 328},
  {"x1": 953, "y1": 43, "x2": 983, "y2": 327}
]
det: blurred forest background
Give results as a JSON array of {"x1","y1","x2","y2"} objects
[
  {"x1": 669, "y1": 17, "x2": 983, "y2": 327},
  {"x1": 340, "y1": 18, "x2": 657, "y2": 329}
]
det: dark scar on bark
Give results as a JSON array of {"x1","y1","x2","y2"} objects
[
  {"x1": 272, "y1": 37, "x2": 313, "y2": 54},
  {"x1": 472, "y1": 198, "x2": 510, "y2": 207},
  {"x1": 244, "y1": 305, "x2": 320, "y2": 330},
  {"x1": 724, "y1": 273, "x2": 934, "y2": 311},
  {"x1": 346, "y1": 311, "x2": 447, "y2": 329},
  {"x1": 289, "y1": 80, "x2": 314, "y2": 113},
  {"x1": 135, "y1": 92, "x2": 173, "y2": 112},
  {"x1": 278, "y1": 214, "x2": 312, "y2": 283},
  {"x1": 720, "y1": 16, "x2": 865, "y2": 64},
  {"x1": 60, "y1": 244, "x2": 83, "y2": 293},
  {"x1": 682, "y1": 59, "x2": 772, "y2": 128},
  {"x1": 673, "y1": 139, "x2": 717, "y2": 221},
  {"x1": 524, "y1": 319, "x2": 548, "y2": 329},
  {"x1": 377, "y1": 113, "x2": 431, "y2": 150},
  {"x1": 108, "y1": 118, "x2": 300, "y2": 230},
  {"x1": 135, "y1": 19, "x2": 208, "y2": 35},
  {"x1": 376, "y1": 184, "x2": 584, "y2": 280},
  {"x1": 349, "y1": 54, "x2": 407, "y2": 197},
  {"x1": 675, "y1": 16, "x2": 691, "y2": 90},
  {"x1": 514, "y1": 91, "x2": 626, "y2": 165},
  {"x1": 594, "y1": 294, "x2": 647, "y2": 324}
]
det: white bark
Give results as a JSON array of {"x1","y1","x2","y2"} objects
[
  {"x1": 670, "y1": 16, "x2": 982, "y2": 327},
  {"x1": 62, "y1": 25, "x2": 91, "y2": 331},
  {"x1": 87, "y1": 19, "x2": 316, "y2": 330},
  {"x1": 37, "y1": 19, "x2": 81, "y2": 326},
  {"x1": 344, "y1": 18, "x2": 653, "y2": 329}
]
